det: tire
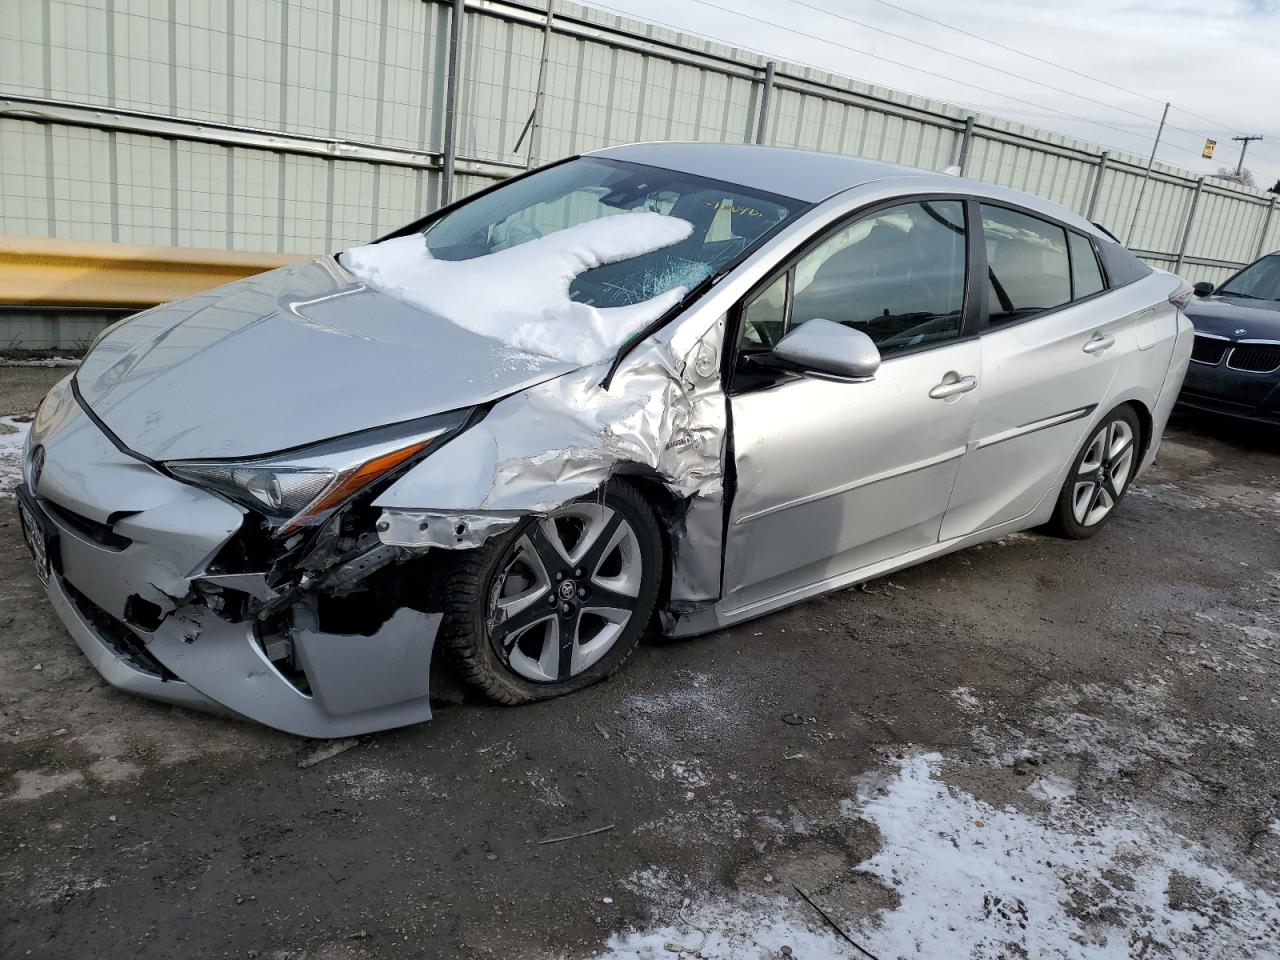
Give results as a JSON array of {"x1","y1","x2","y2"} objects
[
  {"x1": 1047, "y1": 405, "x2": 1142, "y2": 540},
  {"x1": 439, "y1": 479, "x2": 663, "y2": 705}
]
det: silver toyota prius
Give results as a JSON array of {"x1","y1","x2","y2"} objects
[{"x1": 16, "y1": 143, "x2": 1193, "y2": 736}]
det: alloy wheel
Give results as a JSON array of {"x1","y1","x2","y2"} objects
[
  {"x1": 1071, "y1": 419, "x2": 1136, "y2": 527},
  {"x1": 486, "y1": 503, "x2": 644, "y2": 683}
]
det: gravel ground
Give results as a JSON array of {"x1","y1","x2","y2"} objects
[{"x1": 1, "y1": 364, "x2": 1278, "y2": 959}]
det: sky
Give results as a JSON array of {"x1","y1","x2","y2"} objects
[{"x1": 581, "y1": 0, "x2": 1280, "y2": 191}]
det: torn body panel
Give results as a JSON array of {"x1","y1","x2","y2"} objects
[
  {"x1": 374, "y1": 310, "x2": 731, "y2": 610},
  {"x1": 24, "y1": 385, "x2": 441, "y2": 736},
  {"x1": 148, "y1": 604, "x2": 439, "y2": 738}
]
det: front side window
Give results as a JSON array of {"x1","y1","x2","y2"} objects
[
  {"x1": 1218, "y1": 254, "x2": 1280, "y2": 301},
  {"x1": 771, "y1": 200, "x2": 968, "y2": 354},
  {"x1": 983, "y1": 205, "x2": 1070, "y2": 325},
  {"x1": 420, "y1": 157, "x2": 802, "y2": 309}
]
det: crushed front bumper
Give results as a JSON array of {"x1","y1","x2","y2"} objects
[{"x1": 18, "y1": 381, "x2": 441, "y2": 737}]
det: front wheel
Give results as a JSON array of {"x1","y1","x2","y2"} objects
[
  {"x1": 439, "y1": 480, "x2": 663, "y2": 705},
  {"x1": 1047, "y1": 405, "x2": 1141, "y2": 539}
]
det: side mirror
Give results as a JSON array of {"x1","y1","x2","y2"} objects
[
  {"x1": 772, "y1": 318, "x2": 881, "y2": 381},
  {"x1": 1192, "y1": 281, "x2": 1215, "y2": 297}
]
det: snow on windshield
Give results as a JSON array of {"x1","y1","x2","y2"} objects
[{"x1": 341, "y1": 212, "x2": 695, "y2": 365}]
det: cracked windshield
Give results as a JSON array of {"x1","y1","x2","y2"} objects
[{"x1": 420, "y1": 157, "x2": 803, "y2": 307}]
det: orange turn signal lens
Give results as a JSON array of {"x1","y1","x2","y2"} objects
[{"x1": 279, "y1": 438, "x2": 434, "y2": 534}]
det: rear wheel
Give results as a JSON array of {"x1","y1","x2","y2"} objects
[
  {"x1": 1048, "y1": 405, "x2": 1141, "y2": 539},
  {"x1": 440, "y1": 480, "x2": 663, "y2": 704}
]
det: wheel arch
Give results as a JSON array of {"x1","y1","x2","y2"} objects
[
  {"x1": 606, "y1": 464, "x2": 682, "y2": 616},
  {"x1": 1117, "y1": 397, "x2": 1155, "y2": 467}
]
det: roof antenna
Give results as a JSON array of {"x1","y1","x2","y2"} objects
[{"x1": 940, "y1": 164, "x2": 962, "y2": 177}]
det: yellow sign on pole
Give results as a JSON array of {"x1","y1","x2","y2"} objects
[{"x1": 1203, "y1": 139, "x2": 1217, "y2": 159}]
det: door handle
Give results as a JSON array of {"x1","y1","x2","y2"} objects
[
  {"x1": 929, "y1": 374, "x2": 978, "y2": 399},
  {"x1": 1082, "y1": 333, "x2": 1115, "y2": 354}
]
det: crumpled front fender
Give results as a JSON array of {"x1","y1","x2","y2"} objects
[{"x1": 373, "y1": 312, "x2": 729, "y2": 606}]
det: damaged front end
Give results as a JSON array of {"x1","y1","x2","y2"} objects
[{"x1": 23, "y1": 375, "x2": 477, "y2": 736}]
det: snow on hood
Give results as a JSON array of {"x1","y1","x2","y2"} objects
[{"x1": 341, "y1": 212, "x2": 694, "y2": 365}]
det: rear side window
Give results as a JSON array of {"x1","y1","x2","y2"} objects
[
  {"x1": 1069, "y1": 233, "x2": 1106, "y2": 299},
  {"x1": 1095, "y1": 237, "x2": 1153, "y2": 287},
  {"x1": 982, "y1": 205, "x2": 1071, "y2": 325}
]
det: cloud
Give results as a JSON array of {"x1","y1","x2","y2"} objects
[{"x1": 587, "y1": 0, "x2": 1280, "y2": 187}]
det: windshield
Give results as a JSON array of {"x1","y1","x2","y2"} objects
[
  {"x1": 1218, "y1": 254, "x2": 1280, "y2": 300},
  {"x1": 421, "y1": 157, "x2": 802, "y2": 308}
]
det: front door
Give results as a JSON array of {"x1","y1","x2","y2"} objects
[{"x1": 722, "y1": 198, "x2": 982, "y2": 615}]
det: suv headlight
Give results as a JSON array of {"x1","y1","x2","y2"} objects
[{"x1": 167, "y1": 409, "x2": 471, "y2": 535}]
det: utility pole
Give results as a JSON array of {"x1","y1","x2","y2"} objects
[
  {"x1": 440, "y1": 0, "x2": 465, "y2": 205},
  {"x1": 1126, "y1": 101, "x2": 1169, "y2": 246},
  {"x1": 1232, "y1": 135, "x2": 1263, "y2": 176}
]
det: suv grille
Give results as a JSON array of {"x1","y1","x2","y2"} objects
[
  {"x1": 1227, "y1": 344, "x2": 1280, "y2": 374},
  {"x1": 1190, "y1": 336, "x2": 1229, "y2": 365}
]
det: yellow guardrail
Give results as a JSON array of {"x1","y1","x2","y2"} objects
[{"x1": 0, "y1": 235, "x2": 309, "y2": 308}]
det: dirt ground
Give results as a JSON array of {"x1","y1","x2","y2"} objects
[{"x1": 2, "y1": 364, "x2": 1278, "y2": 959}]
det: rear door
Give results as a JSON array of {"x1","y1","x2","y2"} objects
[
  {"x1": 723, "y1": 198, "x2": 982, "y2": 615},
  {"x1": 939, "y1": 205, "x2": 1131, "y2": 539}
]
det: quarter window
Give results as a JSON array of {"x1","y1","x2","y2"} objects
[
  {"x1": 784, "y1": 200, "x2": 968, "y2": 354},
  {"x1": 740, "y1": 273, "x2": 789, "y2": 352},
  {"x1": 982, "y1": 205, "x2": 1070, "y2": 325},
  {"x1": 1069, "y1": 232, "x2": 1106, "y2": 299}
]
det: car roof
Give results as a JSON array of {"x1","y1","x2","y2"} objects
[{"x1": 589, "y1": 141, "x2": 1098, "y2": 236}]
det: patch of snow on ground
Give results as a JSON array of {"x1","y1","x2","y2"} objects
[
  {"x1": 851, "y1": 751, "x2": 1280, "y2": 960},
  {"x1": 0, "y1": 356, "x2": 80, "y2": 367},
  {"x1": 341, "y1": 213, "x2": 693, "y2": 365},
  {"x1": 0, "y1": 415, "x2": 31, "y2": 497},
  {"x1": 1026, "y1": 773, "x2": 1076, "y2": 803},
  {"x1": 950, "y1": 685, "x2": 982, "y2": 712}
]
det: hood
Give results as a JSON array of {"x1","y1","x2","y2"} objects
[
  {"x1": 1185, "y1": 294, "x2": 1280, "y2": 341},
  {"x1": 75, "y1": 257, "x2": 577, "y2": 460}
]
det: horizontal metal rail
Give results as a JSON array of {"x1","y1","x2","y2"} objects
[
  {"x1": 0, "y1": 235, "x2": 307, "y2": 308},
  {"x1": 1129, "y1": 249, "x2": 1247, "y2": 272},
  {"x1": 0, "y1": 96, "x2": 525, "y2": 181}
]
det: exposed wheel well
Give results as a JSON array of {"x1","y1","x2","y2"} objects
[
  {"x1": 607, "y1": 467, "x2": 682, "y2": 616},
  {"x1": 1119, "y1": 399, "x2": 1155, "y2": 467}
]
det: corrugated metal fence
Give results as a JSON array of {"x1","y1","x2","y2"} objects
[{"x1": 3, "y1": 0, "x2": 1278, "y2": 317}]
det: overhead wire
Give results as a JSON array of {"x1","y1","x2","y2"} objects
[
  {"x1": 583, "y1": 0, "x2": 1277, "y2": 176},
  {"x1": 679, "y1": 0, "x2": 1213, "y2": 162},
  {"x1": 833, "y1": 0, "x2": 1280, "y2": 168}
]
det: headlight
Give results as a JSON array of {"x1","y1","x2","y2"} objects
[{"x1": 167, "y1": 409, "x2": 471, "y2": 535}]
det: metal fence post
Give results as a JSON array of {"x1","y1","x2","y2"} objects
[
  {"x1": 440, "y1": 0, "x2": 465, "y2": 204},
  {"x1": 1256, "y1": 195, "x2": 1278, "y2": 260},
  {"x1": 1174, "y1": 177, "x2": 1204, "y2": 273},
  {"x1": 754, "y1": 61, "x2": 775, "y2": 145},
  {"x1": 956, "y1": 115, "x2": 975, "y2": 176},
  {"x1": 1085, "y1": 151, "x2": 1109, "y2": 221}
]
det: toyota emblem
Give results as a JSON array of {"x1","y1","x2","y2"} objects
[{"x1": 28, "y1": 445, "x2": 45, "y2": 490}]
